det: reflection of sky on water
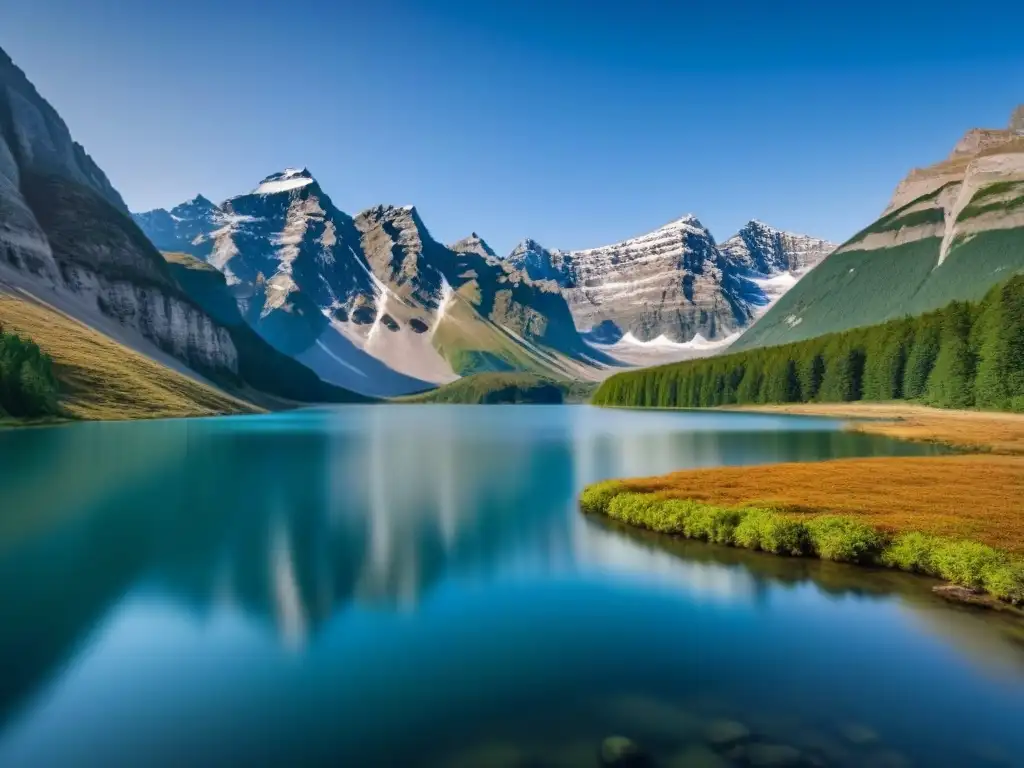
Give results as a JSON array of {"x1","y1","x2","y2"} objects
[{"x1": 0, "y1": 405, "x2": 1019, "y2": 768}]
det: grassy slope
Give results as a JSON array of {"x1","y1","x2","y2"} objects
[
  {"x1": 401, "y1": 372, "x2": 597, "y2": 404},
  {"x1": 733, "y1": 190, "x2": 1024, "y2": 352},
  {"x1": 613, "y1": 455, "x2": 1024, "y2": 554},
  {"x1": 0, "y1": 291, "x2": 257, "y2": 420},
  {"x1": 431, "y1": 291, "x2": 576, "y2": 377}
]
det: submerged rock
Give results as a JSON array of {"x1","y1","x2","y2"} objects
[
  {"x1": 743, "y1": 743, "x2": 804, "y2": 766},
  {"x1": 666, "y1": 744, "x2": 731, "y2": 767},
  {"x1": 443, "y1": 742, "x2": 526, "y2": 768},
  {"x1": 705, "y1": 719, "x2": 752, "y2": 748},
  {"x1": 839, "y1": 723, "x2": 879, "y2": 746},
  {"x1": 862, "y1": 749, "x2": 912, "y2": 768},
  {"x1": 600, "y1": 735, "x2": 651, "y2": 767},
  {"x1": 600, "y1": 695, "x2": 705, "y2": 743}
]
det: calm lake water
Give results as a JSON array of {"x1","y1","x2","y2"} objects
[{"x1": 0, "y1": 406, "x2": 1021, "y2": 767}]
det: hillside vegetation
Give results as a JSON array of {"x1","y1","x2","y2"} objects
[
  {"x1": 401, "y1": 372, "x2": 597, "y2": 404},
  {"x1": 580, "y1": 460, "x2": 1024, "y2": 605},
  {"x1": 593, "y1": 275, "x2": 1024, "y2": 413},
  {"x1": 0, "y1": 292, "x2": 256, "y2": 420},
  {"x1": 0, "y1": 323, "x2": 61, "y2": 419}
]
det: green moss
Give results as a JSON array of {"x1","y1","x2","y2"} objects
[
  {"x1": 734, "y1": 509, "x2": 808, "y2": 555},
  {"x1": 930, "y1": 540, "x2": 1008, "y2": 590},
  {"x1": 580, "y1": 485, "x2": 1024, "y2": 606},
  {"x1": 881, "y1": 532, "x2": 943, "y2": 573},
  {"x1": 983, "y1": 561, "x2": 1024, "y2": 603},
  {"x1": 806, "y1": 516, "x2": 888, "y2": 563},
  {"x1": 579, "y1": 480, "x2": 629, "y2": 515}
]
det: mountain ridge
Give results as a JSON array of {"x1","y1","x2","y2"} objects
[
  {"x1": 136, "y1": 170, "x2": 604, "y2": 394},
  {"x1": 732, "y1": 104, "x2": 1024, "y2": 352},
  {"x1": 504, "y1": 216, "x2": 835, "y2": 345}
]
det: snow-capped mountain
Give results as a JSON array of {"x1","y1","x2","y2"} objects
[
  {"x1": 505, "y1": 217, "x2": 836, "y2": 345},
  {"x1": 135, "y1": 173, "x2": 603, "y2": 395}
]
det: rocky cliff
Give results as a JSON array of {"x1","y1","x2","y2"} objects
[
  {"x1": 732, "y1": 105, "x2": 1024, "y2": 352},
  {"x1": 0, "y1": 45, "x2": 238, "y2": 378},
  {"x1": 137, "y1": 175, "x2": 603, "y2": 394},
  {"x1": 506, "y1": 217, "x2": 834, "y2": 344}
]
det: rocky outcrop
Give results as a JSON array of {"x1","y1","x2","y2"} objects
[
  {"x1": 506, "y1": 217, "x2": 834, "y2": 343},
  {"x1": 718, "y1": 220, "x2": 833, "y2": 275},
  {"x1": 0, "y1": 45, "x2": 239, "y2": 378},
  {"x1": 136, "y1": 177, "x2": 601, "y2": 393},
  {"x1": 883, "y1": 105, "x2": 1024, "y2": 215}
]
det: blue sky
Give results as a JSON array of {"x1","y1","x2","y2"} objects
[{"x1": 3, "y1": 0, "x2": 1023, "y2": 253}]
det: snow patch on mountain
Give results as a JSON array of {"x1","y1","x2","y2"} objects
[
  {"x1": 254, "y1": 168, "x2": 315, "y2": 196},
  {"x1": 506, "y1": 217, "x2": 834, "y2": 348}
]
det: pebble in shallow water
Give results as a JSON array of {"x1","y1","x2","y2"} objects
[
  {"x1": 666, "y1": 744, "x2": 732, "y2": 767},
  {"x1": 741, "y1": 742, "x2": 804, "y2": 766},
  {"x1": 600, "y1": 735, "x2": 652, "y2": 767},
  {"x1": 704, "y1": 720, "x2": 753, "y2": 748},
  {"x1": 838, "y1": 723, "x2": 879, "y2": 746}
]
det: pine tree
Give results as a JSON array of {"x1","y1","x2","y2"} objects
[
  {"x1": 974, "y1": 277, "x2": 1024, "y2": 410},
  {"x1": 903, "y1": 315, "x2": 942, "y2": 399},
  {"x1": 926, "y1": 302, "x2": 976, "y2": 408}
]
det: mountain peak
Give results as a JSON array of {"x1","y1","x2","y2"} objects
[
  {"x1": 514, "y1": 237, "x2": 553, "y2": 254},
  {"x1": 252, "y1": 167, "x2": 316, "y2": 195},
  {"x1": 182, "y1": 193, "x2": 217, "y2": 209},
  {"x1": 450, "y1": 232, "x2": 497, "y2": 259},
  {"x1": 664, "y1": 213, "x2": 706, "y2": 231}
]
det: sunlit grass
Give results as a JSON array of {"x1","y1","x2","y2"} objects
[
  {"x1": 0, "y1": 292, "x2": 257, "y2": 421},
  {"x1": 580, "y1": 456, "x2": 1024, "y2": 603}
]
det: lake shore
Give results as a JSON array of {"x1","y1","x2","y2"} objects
[
  {"x1": 721, "y1": 402, "x2": 1024, "y2": 455},
  {"x1": 580, "y1": 406, "x2": 1024, "y2": 611}
]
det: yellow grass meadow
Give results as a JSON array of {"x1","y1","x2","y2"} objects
[
  {"x1": 0, "y1": 291, "x2": 256, "y2": 421},
  {"x1": 618, "y1": 455, "x2": 1024, "y2": 554}
]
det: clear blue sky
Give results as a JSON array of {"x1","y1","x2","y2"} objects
[{"x1": 4, "y1": 0, "x2": 1023, "y2": 253}]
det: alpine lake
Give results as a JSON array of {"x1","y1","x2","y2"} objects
[{"x1": 0, "y1": 406, "x2": 1021, "y2": 767}]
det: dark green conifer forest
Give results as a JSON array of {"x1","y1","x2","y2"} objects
[
  {"x1": 0, "y1": 325, "x2": 61, "y2": 419},
  {"x1": 592, "y1": 275, "x2": 1024, "y2": 412}
]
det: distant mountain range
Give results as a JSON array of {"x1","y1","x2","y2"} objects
[
  {"x1": 0, "y1": 42, "x2": 853, "y2": 405},
  {"x1": 733, "y1": 105, "x2": 1024, "y2": 352},
  {"x1": 506, "y1": 218, "x2": 834, "y2": 346},
  {"x1": 135, "y1": 176, "x2": 834, "y2": 394}
]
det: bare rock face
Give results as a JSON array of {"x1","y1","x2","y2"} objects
[
  {"x1": 0, "y1": 45, "x2": 238, "y2": 377},
  {"x1": 136, "y1": 175, "x2": 598, "y2": 392},
  {"x1": 506, "y1": 217, "x2": 833, "y2": 343},
  {"x1": 718, "y1": 220, "x2": 834, "y2": 275},
  {"x1": 884, "y1": 105, "x2": 1024, "y2": 215}
]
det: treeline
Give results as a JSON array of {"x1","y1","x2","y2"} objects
[
  {"x1": 0, "y1": 325, "x2": 61, "y2": 418},
  {"x1": 592, "y1": 275, "x2": 1024, "y2": 411}
]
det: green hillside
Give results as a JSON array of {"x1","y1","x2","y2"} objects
[
  {"x1": 592, "y1": 275, "x2": 1024, "y2": 413},
  {"x1": 401, "y1": 372, "x2": 596, "y2": 404},
  {"x1": 733, "y1": 187, "x2": 1024, "y2": 353}
]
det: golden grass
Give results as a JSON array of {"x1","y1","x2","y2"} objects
[
  {"x1": 0, "y1": 291, "x2": 258, "y2": 421},
  {"x1": 162, "y1": 250, "x2": 219, "y2": 271},
  {"x1": 620, "y1": 455, "x2": 1024, "y2": 554},
  {"x1": 727, "y1": 402, "x2": 1024, "y2": 455}
]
